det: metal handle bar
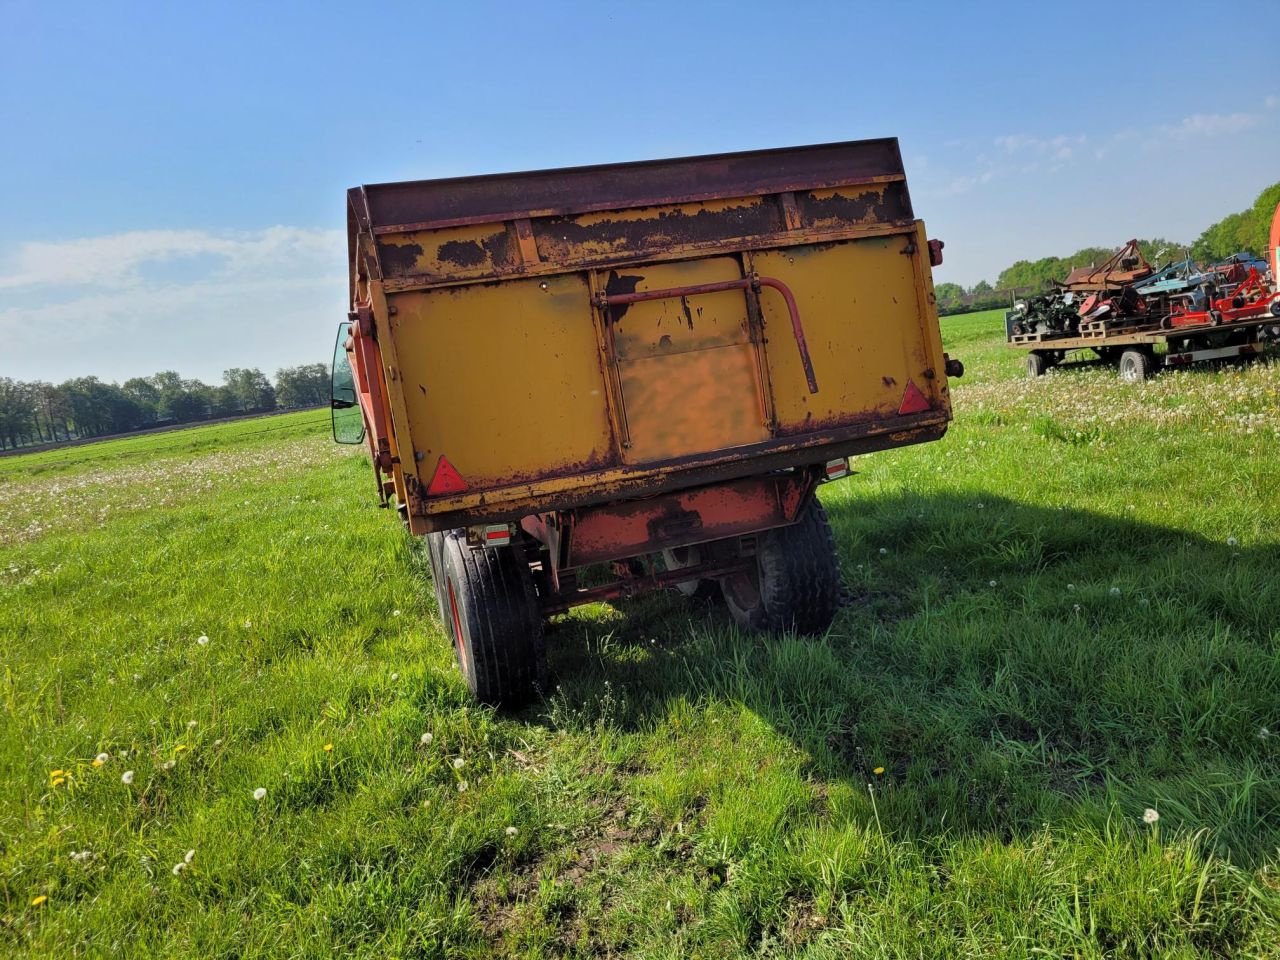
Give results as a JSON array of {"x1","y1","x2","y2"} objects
[{"x1": 595, "y1": 274, "x2": 819, "y2": 394}]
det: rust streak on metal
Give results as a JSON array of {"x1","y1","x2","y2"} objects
[
  {"x1": 513, "y1": 217, "x2": 539, "y2": 266},
  {"x1": 780, "y1": 191, "x2": 803, "y2": 231}
]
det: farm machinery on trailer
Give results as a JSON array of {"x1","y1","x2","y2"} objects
[
  {"x1": 1008, "y1": 204, "x2": 1280, "y2": 381},
  {"x1": 331, "y1": 139, "x2": 959, "y2": 705}
]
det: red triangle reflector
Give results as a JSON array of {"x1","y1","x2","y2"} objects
[
  {"x1": 425, "y1": 455, "x2": 468, "y2": 496},
  {"x1": 898, "y1": 380, "x2": 931, "y2": 415}
]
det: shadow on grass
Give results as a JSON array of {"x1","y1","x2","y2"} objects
[{"x1": 540, "y1": 491, "x2": 1280, "y2": 867}]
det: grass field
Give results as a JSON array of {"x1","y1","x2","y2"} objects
[{"x1": 3, "y1": 310, "x2": 1280, "y2": 958}]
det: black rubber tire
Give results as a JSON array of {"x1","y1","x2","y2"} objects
[
  {"x1": 436, "y1": 533, "x2": 544, "y2": 707},
  {"x1": 720, "y1": 497, "x2": 842, "y2": 635},
  {"x1": 1026, "y1": 353, "x2": 1046, "y2": 379},
  {"x1": 1118, "y1": 349, "x2": 1152, "y2": 383},
  {"x1": 426, "y1": 532, "x2": 450, "y2": 618},
  {"x1": 1269, "y1": 300, "x2": 1280, "y2": 318},
  {"x1": 661, "y1": 544, "x2": 722, "y2": 600}
]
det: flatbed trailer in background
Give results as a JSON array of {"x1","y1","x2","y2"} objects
[
  {"x1": 1012, "y1": 313, "x2": 1280, "y2": 381},
  {"x1": 1010, "y1": 202, "x2": 1280, "y2": 381}
]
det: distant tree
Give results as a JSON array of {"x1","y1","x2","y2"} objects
[
  {"x1": 1191, "y1": 182, "x2": 1280, "y2": 262},
  {"x1": 122, "y1": 377, "x2": 160, "y2": 425},
  {"x1": 221, "y1": 368, "x2": 276, "y2": 414},
  {"x1": 0, "y1": 377, "x2": 36, "y2": 450},
  {"x1": 274, "y1": 363, "x2": 329, "y2": 408},
  {"x1": 933, "y1": 282, "x2": 965, "y2": 305},
  {"x1": 1192, "y1": 212, "x2": 1251, "y2": 262},
  {"x1": 58, "y1": 377, "x2": 144, "y2": 438},
  {"x1": 1247, "y1": 183, "x2": 1280, "y2": 258},
  {"x1": 970, "y1": 280, "x2": 994, "y2": 294}
]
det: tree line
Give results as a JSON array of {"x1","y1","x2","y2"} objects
[
  {"x1": 0, "y1": 364, "x2": 330, "y2": 451},
  {"x1": 937, "y1": 180, "x2": 1279, "y2": 316}
]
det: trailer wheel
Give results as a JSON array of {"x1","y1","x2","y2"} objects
[
  {"x1": 435, "y1": 533, "x2": 544, "y2": 707},
  {"x1": 1118, "y1": 349, "x2": 1152, "y2": 382},
  {"x1": 720, "y1": 498, "x2": 842, "y2": 635},
  {"x1": 426, "y1": 532, "x2": 450, "y2": 617},
  {"x1": 661, "y1": 545, "x2": 722, "y2": 600},
  {"x1": 1026, "y1": 353, "x2": 1046, "y2": 379},
  {"x1": 1270, "y1": 300, "x2": 1280, "y2": 318}
]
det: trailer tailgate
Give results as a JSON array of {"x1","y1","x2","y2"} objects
[{"x1": 348, "y1": 139, "x2": 951, "y2": 532}]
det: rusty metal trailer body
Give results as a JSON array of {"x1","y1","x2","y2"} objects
[{"x1": 333, "y1": 139, "x2": 956, "y2": 704}]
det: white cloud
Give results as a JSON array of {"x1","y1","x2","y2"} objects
[
  {"x1": 0, "y1": 227, "x2": 347, "y2": 382},
  {"x1": 0, "y1": 227, "x2": 340, "y2": 290},
  {"x1": 994, "y1": 133, "x2": 1087, "y2": 161},
  {"x1": 1168, "y1": 112, "x2": 1259, "y2": 138}
]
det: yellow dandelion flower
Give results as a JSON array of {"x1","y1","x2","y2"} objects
[
  {"x1": 873, "y1": 767, "x2": 885, "y2": 776},
  {"x1": 30, "y1": 895, "x2": 48, "y2": 907},
  {"x1": 49, "y1": 769, "x2": 65, "y2": 778},
  {"x1": 323, "y1": 744, "x2": 334, "y2": 752},
  {"x1": 92, "y1": 759, "x2": 104, "y2": 767},
  {"x1": 51, "y1": 777, "x2": 66, "y2": 788},
  {"x1": 174, "y1": 745, "x2": 188, "y2": 753}
]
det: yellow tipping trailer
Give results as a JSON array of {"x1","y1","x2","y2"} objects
[{"x1": 334, "y1": 138, "x2": 960, "y2": 704}]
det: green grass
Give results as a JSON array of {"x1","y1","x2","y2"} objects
[
  {"x1": 3, "y1": 309, "x2": 1280, "y2": 957},
  {"x1": 0, "y1": 409, "x2": 329, "y2": 480}
]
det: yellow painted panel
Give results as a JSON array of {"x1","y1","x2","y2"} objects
[
  {"x1": 603, "y1": 257, "x2": 769, "y2": 463},
  {"x1": 387, "y1": 273, "x2": 616, "y2": 488},
  {"x1": 751, "y1": 238, "x2": 936, "y2": 434}
]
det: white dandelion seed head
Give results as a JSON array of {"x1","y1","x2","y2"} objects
[
  {"x1": 253, "y1": 787, "x2": 267, "y2": 801},
  {"x1": 1067, "y1": 583, "x2": 1075, "y2": 591},
  {"x1": 393, "y1": 609, "x2": 401, "y2": 617},
  {"x1": 70, "y1": 850, "x2": 93, "y2": 863},
  {"x1": 420, "y1": 733, "x2": 433, "y2": 746},
  {"x1": 121, "y1": 770, "x2": 135, "y2": 784},
  {"x1": 184, "y1": 849, "x2": 195, "y2": 864},
  {"x1": 505, "y1": 826, "x2": 518, "y2": 836},
  {"x1": 1259, "y1": 727, "x2": 1271, "y2": 740},
  {"x1": 879, "y1": 547, "x2": 888, "y2": 555},
  {"x1": 1073, "y1": 604, "x2": 1081, "y2": 613},
  {"x1": 186, "y1": 720, "x2": 197, "y2": 729},
  {"x1": 95, "y1": 752, "x2": 110, "y2": 764},
  {"x1": 452, "y1": 757, "x2": 465, "y2": 769},
  {"x1": 196, "y1": 635, "x2": 209, "y2": 646},
  {"x1": 162, "y1": 760, "x2": 176, "y2": 771},
  {"x1": 457, "y1": 780, "x2": 468, "y2": 792},
  {"x1": 172, "y1": 862, "x2": 186, "y2": 876},
  {"x1": 1109, "y1": 586, "x2": 1121, "y2": 596},
  {"x1": 390, "y1": 672, "x2": 399, "y2": 681},
  {"x1": 1227, "y1": 536, "x2": 1239, "y2": 547},
  {"x1": 1142, "y1": 808, "x2": 1160, "y2": 824},
  {"x1": 212, "y1": 739, "x2": 223, "y2": 748},
  {"x1": 988, "y1": 580, "x2": 997, "y2": 588}
]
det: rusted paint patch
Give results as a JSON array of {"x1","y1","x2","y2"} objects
[
  {"x1": 536, "y1": 200, "x2": 784, "y2": 264},
  {"x1": 377, "y1": 240, "x2": 424, "y2": 276},
  {"x1": 437, "y1": 239, "x2": 488, "y2": 268},
  {"x1": 604, "y1": 271, "x2": 644, "y2": 322},
  {"x1": 799, "y1": 183, "x2": 911, "y2": 228}
]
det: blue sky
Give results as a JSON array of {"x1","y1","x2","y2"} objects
[{"x1": 2, "y1": 0, "x2": 1277, "y2": 383}]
